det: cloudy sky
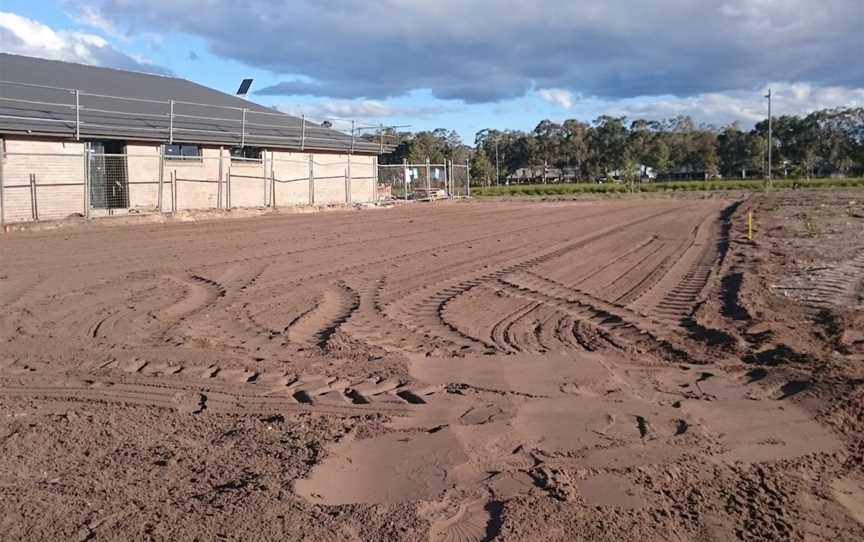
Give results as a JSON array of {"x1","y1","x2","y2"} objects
[{"x1": 1, "y1": 1, "x2": 862, "y2": 141}]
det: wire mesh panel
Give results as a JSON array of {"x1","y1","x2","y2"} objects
[
  {"x1": 1, "y1": 184, "x2": 36, "y2": 223},
  {"x1": 2, "y1": 146, "x2": 86, "y2": 222},
  {"x1": 410, "y1": 164, "x2": 431, "y2": 199},
  {"x1": 166, "y1": 155, "x2": 222, "y2": 211},
  {"x1": 227, "y1": 174, "x2": 268, "y2": 208},
  {"x1": 126, "y1": 150, "x2": 162, "y2": 213},
  {"x1": 346, "y1": 155, "x2": 375, "y2": 204},
  {"x1": 378, "y1": 162, "x2": 456, "y2": 200},
  {"x1": 271, "y1": 154, "x2": 311, "y2": 206},
  {"x1": 428, "y1": 164, "x2": 447, "y2": 196},
  {"x1": 311, "y1": 156, "x2": 348, "y2": 205},
  {"x1": 451, "y1": 164, "x2": 470, "y2": 197},
  {"x1": 226, "y1": 155, "x2": 268, "y2": 209},
  {"x1": 89, "y1": 144, "x2": 129, "y2": 211},
  {"x1": 377, "y1": 164, "x2": 409, "y2": 200}
]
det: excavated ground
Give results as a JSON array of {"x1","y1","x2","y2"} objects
[{"x1": 0, "y1": 194, "x2": 862, "y2": 541}]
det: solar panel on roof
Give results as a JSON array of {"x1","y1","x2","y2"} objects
[{"x1": 236, "y1": 79, "x2": 253, "y2": 96}]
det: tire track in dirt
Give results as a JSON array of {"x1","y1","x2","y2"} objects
[
  {"x1": 181, "y1": 205, "x2": 669, "y2": 353},
  {"x1": 285, "y1": 283, "x2": 361, "y2": 347},
  {"x1": 340, "y1": 276, "x2": 437, "y2": 353},
  {"x1": 631, "y1": 208, "x2": 725, "y2": 325},
  {"x1": 496, "y1": 272, "x2": 688, "y2": 360},
  {"x1": 389, "y1": 206, "x2": 694, "y2": 355},
  {"x1": 774, "y1": 252, "x2": 864, "y2": 310},
  {"x1": 0, "y1": 368, "x2": 452, "y2": 416},
  {"x1": 239, "y1": 204, "x2": 644, "y2": 304}
]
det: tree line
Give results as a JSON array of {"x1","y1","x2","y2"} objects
[{"x1": 379, "y1": 107, "x2": 864, "y2": 184}]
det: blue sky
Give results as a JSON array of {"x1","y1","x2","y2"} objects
[{"x1": 2, "y1": 1, "x2": 862, "y2": 144}]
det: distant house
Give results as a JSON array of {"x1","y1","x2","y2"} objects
[
  {"x1": 662, "y1": 166, "x2": 720, "y2": 181},
  {"x1": 506, "y1": 165, "x2": 563, "y2": 183},
  {"x1": 604, "y1": 164, "x2": 657, "y2": 182}
]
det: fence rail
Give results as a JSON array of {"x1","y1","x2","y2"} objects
[{"x1": 0, "y1": 146, "x2": 477, "y2": 226}]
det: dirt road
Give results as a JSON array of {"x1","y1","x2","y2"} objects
[{"x1": 1, "y1": 195, "x2": 862, "y2": 541}]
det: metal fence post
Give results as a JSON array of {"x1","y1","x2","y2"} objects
[
  {"x1": 241, "y1": 108, "x2": 247, "y2": 148},
  {"x1": 0, "y1": 138, "x2": 5, "y2": 228},
  {"x1": 350, "y1": 120, "x2": 356, "y2": 154},
  {"x1": 169, "y1": 100, "x2": 175, "y2": 144},
  {"x1": 30, "y1": 174, "x2": 38, "y2": 221},
  {"x1": 83, "y1": 144, "x2": 90, "y2": 218},
  {"x1": 346, "y1": 154, "x2": 352, "y2": 204},
  {"x1": 74, "y1": 90, "x2": 80, "y2": 141},
  {"x1": 270, "y1": 150, "x2": 276, "y2": 208},
  {"x1": 425, "y1": 157, "x2": 431, "y2": 199},
  {"x1": 372, "y1": 155, "x2": 378, "y2": 202},
  {"x1": 217, "y1": 146, "x2": 223, "y2": 209},
  {"x1": 262, "y1": 148, "x2": 268, "y2": 206},
  {"x1": 444, "y1": 159, "x2": 450, "y2": 197},
  {"x1": 157, "y1": 144, "x2": 164, "y2": 213},
  {"x1": 300, "y1": 115, "x2": 306, "y2": 151},
  {"x1": 308, "y1": 154, "x2": 315, "y2": 206},
  {"x1": 403, "y1": 158, "x2": 409, "y2": 201},
  {"x1": 466, "y1": 158, "x2": 471, "y2": 197}
]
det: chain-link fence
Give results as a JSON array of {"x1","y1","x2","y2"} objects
[
  {"x1": 375, "y1": 159, "x2": 471, "y2": 202},
  {"x1": 1, "y1": 142, "x2": 387, "y2": 226}
]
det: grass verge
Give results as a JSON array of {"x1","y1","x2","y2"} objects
[{"x1": 472, "y1": 178, "x2": 864, "y2": 197}]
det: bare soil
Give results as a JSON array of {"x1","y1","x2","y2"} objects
[{"x1": 1, "y1": 194, "x2": 862, "y2": 541}]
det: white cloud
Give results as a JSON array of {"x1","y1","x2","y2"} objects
[
  {"x1": 78, "y1": 0, "x2": 863, "y2": 103},
  {"x1": 0, "y1": 11, "x2": 167, "y2": 74},
  {"x1": 538, "y1": 88, "x2": 574, "y2": 109},
  {"x1": 68, "y1": 5, "x2": 125, "y2": 40},
  {"x1": 279, "y1": 99, "x2": 448, "y2": 125},
  {"x1": 604, "y1": 82, "x2": 864, "y2": 127}
]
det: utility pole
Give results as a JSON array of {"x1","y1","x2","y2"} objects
[
  {"x1": 495, "y1": 138, "x2": 500, "y2": 187},
  {"x1": 765, "y1": 88, "x2": 772, "y2": 188}
]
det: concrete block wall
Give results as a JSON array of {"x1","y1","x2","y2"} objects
[
  {"x1": 348, "y1": 154, "x2": 375, "y2": 203},
  {"x1": 1, "y1": 138, "x2": 86, "y2": 222},
  {"x1": 162, "y1": 145, "x2": 223, "y2": 211},
  {"x1": 270, "y1": 151, "x2": 311, "y2": 206},
  {"x1": 227, "y1": 154, "x2": 268, "y2": 209},
  {"x1": 270, "y1": 151, "x2": 374, "y2": 206},
  {"x1": 0, "y1": 136, "x2": 380, "y2": 224},
  {"x1": 126, "y1": 143, "x2": 162, "y2": 211}
]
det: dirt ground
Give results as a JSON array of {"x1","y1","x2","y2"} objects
[{"x1": 1, "y1": 193, "x2": 862, "y2": 541}]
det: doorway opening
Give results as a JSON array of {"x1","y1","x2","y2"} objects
[{"x1": 89, "y1": 140, "x2": 129, "y2": 209}]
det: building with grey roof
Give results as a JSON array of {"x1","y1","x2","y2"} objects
[{"x1": 0, "y1": 53, "x2": 394, "y2": 224}]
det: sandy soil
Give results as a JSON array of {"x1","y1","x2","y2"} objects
[{"x1": 1, "y1": 194, "x2": 862, "y2": 541}]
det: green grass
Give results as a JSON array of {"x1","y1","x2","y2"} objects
[{"x1": 471, "y1": 177, "x2": 864, "y2": 197}]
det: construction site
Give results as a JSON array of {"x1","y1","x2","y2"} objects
[{"x1": 1, "y1": 189, "x2": 862, "y2": 541}]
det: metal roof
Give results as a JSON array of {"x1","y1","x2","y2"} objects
[{"x1": 0, "y1": 53, "x2": 391, "y2": 154}]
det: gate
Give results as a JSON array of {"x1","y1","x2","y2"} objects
[{"x1": 89, "y1": 141, "x2": 129, "y2": 209}]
